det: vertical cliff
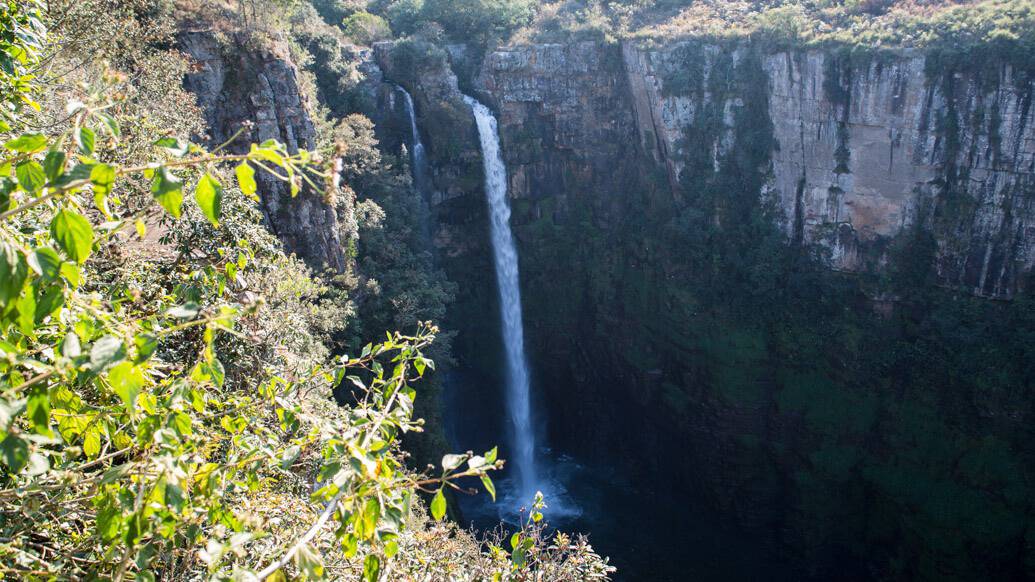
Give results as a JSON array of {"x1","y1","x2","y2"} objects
[
  {"x1": 181, "y1": 30, "x2": 348, "y2": 272},
  {"x1": 390, "y1": 37, "x2": 1035, "y2": 580},
  {"x1": 460, "y1": 40, "x2": 1035, "y2": 298},
  {"x1": 621, "y1": 43, "x2": 1035, "y2": 298}
]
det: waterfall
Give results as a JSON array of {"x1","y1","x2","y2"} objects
[
  {"x1": 396, "y1": 85, "x2": 429, "y2": 198},
  {"x1": 464, "y1": 95, "x2": 538, "y2": 499}
]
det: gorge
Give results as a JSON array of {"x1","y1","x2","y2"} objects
[
  {"x1": 20, "y1": 1, "x2": 1035, "y2": 580},
  {"x1": 373, "y1": 33, "x2": 1035, "y2": 582},
  {"x1": 182, "y1": 4, "x2": 1035, "y2": 580}
]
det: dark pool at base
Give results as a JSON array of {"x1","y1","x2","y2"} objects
[{"x1": 456, "y1": 452, "x2": 798, "y2": 582}]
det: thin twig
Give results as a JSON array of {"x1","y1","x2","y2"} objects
[{"x1": 254, "y1": 492, "x2": 343, "y2": 581}]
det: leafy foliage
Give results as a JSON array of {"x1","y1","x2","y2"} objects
[
  {"x1": 371, "y1": 0, "x2": 536, "y2": 44},
  {"x1": 342, "y1": 11, "x2": 393, "y2": 45},
  {"x1": 511, "y1": 0, "x2": 1035, "y2": 55},
  {"x1": 0, "y1": 9, "x2": 504, "y2": 580},
  {"x1": 0, "y1": 2, "x2": 615, "y2": 580},
  {"x1": 0, "y1": 0, "x2": 45, "y2": 118}
]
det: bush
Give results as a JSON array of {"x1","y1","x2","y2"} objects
[
  {"x1": 384, "y1": 0, "x2": 426, "y2": 36},
  {"x1": 310, "y1": 0, "x2": 366, "y2": 25},
  {"x1": 342, "y1": 11, "x2": 393, "y2": 45},
  {"x1": 421, "y1": 0, "x2": 536, "y2": 42}
]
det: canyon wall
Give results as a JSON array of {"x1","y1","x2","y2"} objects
[
  {"x1": 382, "y1": 38, "x2": 1035, "y2": 580},
  {"x1": 181, "y1": 30, "x2": 349, "y2": 272},
  {"x1": 477, "y1": 41, "x2": 1035, "y2": 298}
]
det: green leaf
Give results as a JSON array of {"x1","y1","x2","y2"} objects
[
  {"x1": 484, "y1": 446, "x2": 498, "y2": 464},
  {"x1": 0, "y1": 434, "x2": 29, "y2": 472},
  {"x1": 0, "y1": 242, "x2": 28, "y2": 308},
  {"x1": 279, "y1": 445, "x2": 301, "y2": 470},
  {"x1": 96, "y1": 504, "x2": 123, "y2": 541},
  {"x1": 83, "y1": 426, "x2": 101, "y2": 458},
  {"x1": 293, "y1": 544, "x2": 325, "y2": 580},
  {"x1": 61, "y1": 332, "x2": 81, "y2": 358},
  {"x1": 0, "y1": 179, "x2": 13, "y2": 212},
  {"x1": 0, "y1": 397, "x2": 26, "y2": 432},
  {"x1": 96, "y1": 112, "x2": 121, "y2": 137},
  {"x1": 28, "y1": 247, "x2": 62, "y2": 280},
  {"x1": 481, "y1": 474, "x2": 496, "y2": 502},
  {"x1": 91, "y1": 164, "x2": 116, "y2": 217},
  {"x1": 90, "y1": 336, "x2": 125, "y2": 372},
  {"x1": 77, "y1": 127, "x2": 95, "y2": 155},
  {"x1": 59, "y1": 262, "x2": 80, "y2": 287},
  {"x1": 151, "y1": 167, "x2": 183, "y2": 218},
  {"x1": 252, "y1": 147, "x2": 286, "y2": 168},
  {"x1": 134, "y1": 333, "x2": 158, "y2": 362},
  {"x1": 25, "y1": 386, "x2": 50, "y2": 436},
  {"x1": 15, "y1": 160, "x2": 45, "y2": 193},
  {"x1": 34, "y1": 284, "x2": 64, "y2": 324},
  {"x1": 235, "y1": 162, "x2": 257, "y2": 200},
  {"x1": 55, "y1": 162, "x2": 94, "y2": 187},
  {"x1": 108, "y1": 361, "x2": 144, "y2": 412},
  {"x1": 171, "y1": 412, "x2": 192, "y2": 436},
  {"x1": 166, "y1": 302, "x2": 200, "y2": 319},
  {"x1": 50, "y1": 209, "x2": 94, "y2": 264},
  {"x1": 204, "y1": 358, "x2": 225, "y2": 388},
  {"x1": 363, "y1": 555, "x2": 380, "y2": 582},
  {"x1": 430, "y1": 487, "x2": 446, "y2": 521},
  {"x1": 5, "y1": 133, "x2": 47, "y2": 153},
  {"x1": 16, "y1": 286, "x2": 35, "y2": 335},
  {"x1": 163, "y1": 478, "x2": 185, "y2": 513},
  {"x1": 90, "y1": 163, "x2": 116, "y2": 197},
  {"x1": 43, "y1": 150, "x2": 66, "y2": 181},
  {"x1": 195, "y1": 173, "x2": 222, "y2": 227},
  {"x1": 154, "y1": 137, "x2": 188, "y2": 157}
]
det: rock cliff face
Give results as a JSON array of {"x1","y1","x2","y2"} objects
[
  {"x1": 181, "y1": 31, "x2": 348, "y2": 272},
  {"x1": 389, "y1": 38, "x2": 1035, "y2": 580},
  {"x1": 474, "y1": 41, "x2": 1035, "y2": 299},
  {"x1": 476, "y1": 43, "x2": 648, "y2": 222}
]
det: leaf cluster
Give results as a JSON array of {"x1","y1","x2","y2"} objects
[{"x1": 0, "y1": 17, "x2": 500, "y2": 581}]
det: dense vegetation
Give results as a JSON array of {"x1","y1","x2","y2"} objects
[
  {"x1": 0, "y1": 0, "x2": 613, "y2": 579},
  {"x1": 309, "y1": 0, "x2": 1035, "y2": 58}
]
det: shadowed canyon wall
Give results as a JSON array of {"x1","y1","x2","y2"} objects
[
  {"x1": 380, "y1": 38, "x2": 1035, "y2": 580},
  {"x1": 181, "y1": 29, "x2": 1035, "y2": 579}
]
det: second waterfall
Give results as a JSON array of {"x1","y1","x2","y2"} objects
[{"x1": 464, "y1": 95, "x2": 539, "y2": 503}]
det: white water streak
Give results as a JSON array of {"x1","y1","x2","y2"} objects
[
  {"x1": 397, "y1": 86, "x2": 428, "y2": 197},
  {"x1": 464, "y1": 95, "x2": 538, "y2": 498}
]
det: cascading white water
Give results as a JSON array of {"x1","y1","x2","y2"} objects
[
  {"x1": 397, "y1": 86, "x2": 429, "y2": 197},
  {"x1": 464, "y1": 95, "x2": 538, "y2": 500}
]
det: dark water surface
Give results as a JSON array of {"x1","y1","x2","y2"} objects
[
  {"x1": 456, "y1": 450, "x2": 797, "y2": 581},
  {"x1": 442, "y1": 363, "x2": 796, "y2": 582}
]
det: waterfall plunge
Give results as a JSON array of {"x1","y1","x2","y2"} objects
[
  {"x1": 464, "y1": 95, "x2": 539, "y2": 501},
  {"x1": 396, "y1": 86, "x2": 429, "y2": 198}
]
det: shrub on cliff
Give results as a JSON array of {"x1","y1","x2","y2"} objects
[
  {"x1": 423, "y1": 0, "x2": 536, "y2": 42},
  {"x1": 311, "y1": 0, "x2": 367, "y2": 25},
  {"x1": 342, "y1": 10, "x2": 393, "y2": 45},
  {"x1": 372, "y1": 0, "x2": 535, "y2": 43}
]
